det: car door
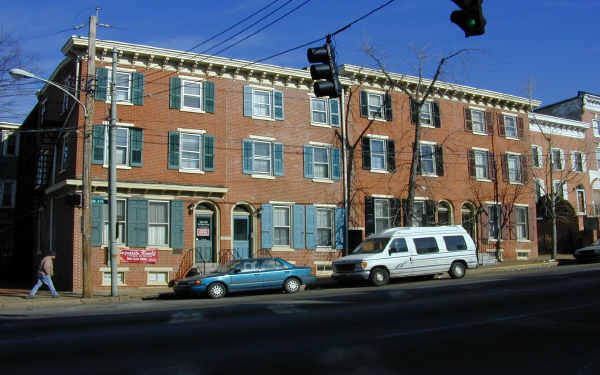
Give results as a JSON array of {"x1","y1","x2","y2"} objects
[
  {"x1": 257, "y1": 259, "x2": 287, "y2": 289},
  {"x1": 411, "y1": 236, "x2": 442, "y2": 276},
  {"x1": 387, "y1": 238, "x2": 412, "y2": 277},
  {"x1": 228, "y1": 259, "x2": 260, "y2": 291}
]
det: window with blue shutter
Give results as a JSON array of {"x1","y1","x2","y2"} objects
[
  {"x1": 127, "y1": 198, "x2": 148, "y2": 247},
  {"x1": 170, "y1": 77, "x2": 181, "y2": 109},
  {"x1": 243, "y1": 86, "x2": 253, "y2": 117},
  {"x1": 168, "y1": 132, "x2": 180, "y2": 170},
  {"x1": 92, "y1": 125, "x2": 105, "y2": 165},
  {"x1": 304, "y1": 145, "x2": 340, "y2": 181},
  {"x1": 131, "y1": 72, "x2": 144, "y2": 105},
  {"x1": 332, "y1": 148, "x2": 341, "y2": 180},
  {"x1": 303, "y1": 146, "x2": 314, "y2": 178},
  {"x1": 335, "y1": 207, "x2": 345, "y2": 250},
  {"x1": 261, "y1": 204, "x2": 273, "y2": 249},
  {"x1": 243, "y1": 86, "x2": 284, "y2": 120},
  {"x1": 130, "y1": 128, "x2": 143, "y2": 167},
  {"x1": 242, "y1": 139, "x2": 253, "y2": 174},
  {"x1": 204, "y1": 81, "x2": 215, "y2": 113},
  {"x1": 274, "y1": 90, "x2": 284, "y2": 120},
  {"x1": 330, "y1": 98, "x2": 340, "y2": 126},
  {"x1": 170, "y1": 200, "x2": 184, "y2": 249},
  {"x1": 203, "y1": 134, "x2": 215, "y2": 171},
  {"x1": 305, "y1": 205, "x2": 316, "y2": 250},
  {"x1": 91, "y1": 199, "x2": 104, "y2": 246},
  {"x1": 95, "y1": 68, "x2": 108, "y2": 101},
  {"x1": 293, "y1": 205, "x2": 305, "y2": 249},
  {"x1": 273, "y1": 142, "x2": 284, "y2": 176}
]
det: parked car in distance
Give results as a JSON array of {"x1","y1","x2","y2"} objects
[
  {"x1": 173, "y1": 257, "x2": 316, "y2": 299},
  {"x1": 574, "y1": 240, "x2": 600, "y2": 262},
  {"x1": 332, "y1": 226, "x2": 478, "y2": 286}
]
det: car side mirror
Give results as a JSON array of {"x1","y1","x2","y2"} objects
[{"x1": 231, "y1": 268, "x2": 241, "y2": 274}]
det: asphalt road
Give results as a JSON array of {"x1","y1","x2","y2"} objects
[{"x1": 2, "y1": 263, "x2": 600, "y2": 375}]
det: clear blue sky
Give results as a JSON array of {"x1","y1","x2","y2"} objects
[{"x1": 2, "y1": 0, "x2": 599, "y2": 123}]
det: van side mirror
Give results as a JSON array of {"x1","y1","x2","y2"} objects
[
  {"x1": 389, "y1": 248, "x2": 396, "y2": 255},
  {"x1": 231, "y1": 268, "x2": 241, "y2": 274}
]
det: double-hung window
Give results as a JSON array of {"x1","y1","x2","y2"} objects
[
  {"x1": 273, "y1": 206, "x2": 291, "y2": 246},
  {"x1": 419, "y1": 143, "x2": 443, "y2": 176},
  {"x1": 515, "y1": 206, "x2": 528, "y2": 240},
  {"x1": 316, "y1": 208, "x2": 334, "y2": 247},
  {"x1": 419, "y1": 102, "x2": 433, "y2": 125},
  {"x1": 303, "y1": 144, "x2": 340, "y2": 181},
  {"x1": 0, "y1": 181, "x2": 15, "y2": 208},
  {"x1": 313, "y1": 147, "x2": 330, "y2": 179},
  {"x1": 553, "y1": 180, "x2": 567, "y2": 200},
  {"x1": 1, "y1": 130, "x2": 18, "y2": 157},
  {"x1": 374, "y1": 199, "x2": 391, "y2": 234},
  {"x1": 488, "y1": 204, "x2": 501, "y2": 240},
  {"x1": 180, "y1": 133, "x2": 202, "y2": 170},
  {"x1": 310, "y1": 97, "x2": 340, "y2": 126},
  {"x1": 474, "y1": 150, "x2": 489, "y2": 180},
  {"x1": 182, "y1": 80, "x2": 203, "y2": 110},
  {"x1": 362, "y1": 136, "x2": 395, "y2": 173},
  {"x1": 594, "y1": 120, "x2": 600, "y2": 137},
  {"x1": 148, "y1": 201, "x2": 169, "y2": 246},
  {"x1": 168, "y1": 131, "x2": 215, "y2": 172},
  {"x1": 571, "y1": 151, "x2": 585, "y2": 172},
  {"x1": 368, "y1": 93, "x2": 384, "y2": 119},
  {"x1": 95, "y1": 67, "x2": 144, "y2": 105},
  {"x1": 471, "y1": 109, "x2": 486, "y2": 133},
  {"x1": 243, "y1": 139, "x2": 284, "y2": 177},
  {"x1": 551, "y1": 149, "x2": 564, "y2": 170},
  {"x1": 504, "y1": 115, "x2": 517, "y2": 138},
  {"x1": 103, "y1": 199, "x2": 126, "y2": 245},
  {"x1": 576, "y1": 186, "x2": 586, "y2": 214},
  {"x1": 531, "y1": 145, "x2": 542, "y2": 168},
  {"x1": 370, "y1": 139, "x2": 386, "y2": 171},
  {"x1": 169, "y1": 77, "x2": 215, "y2": 113},
  {"x1": 413, "y1": 200, "x2": 426, "y2": 227},
  {"x1": 507, "y1": 154, "x2": 522, "y2": 183},
  {"x1": 243, "y1": 86, "x2": 284, "y2": 120},
  {"x1": 102, "y1": 127, "x2": 130, "y2": 167},
  {"x1": 360, "y1": 91, "x2": 392, "y2": 121},
  {"x1": 93, "y1": 124, "x2": 143, "y2": 168}
]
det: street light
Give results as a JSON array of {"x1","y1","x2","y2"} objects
[{"x1": 10, "y1": 67, "x2": 94, "y2": 297}]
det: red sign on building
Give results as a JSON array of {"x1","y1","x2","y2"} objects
[{"x1": 119, "y1": 248, "x2": 158, "y2": 263}]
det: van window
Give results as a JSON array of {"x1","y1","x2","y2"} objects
[
  {"x1": 413, "y1": 237, "x2": 439, "y2": 254},
  {"x1": 444, "y1": 235, "x2": 467, "y2": 251},
  {"x1": 389, "y1": 238, "x2": 408, "y2": 253},
  {"x1": 352, "y1": 237, "x2": 390, "y2": 254}
]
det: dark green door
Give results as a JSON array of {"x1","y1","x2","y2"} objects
[{"x1": 195, "y1": 215, "x2": 214, "y2": 262}]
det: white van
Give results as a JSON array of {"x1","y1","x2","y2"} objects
[{"x1": 332, "y1": 226, "x2": 478, "y2": 286}]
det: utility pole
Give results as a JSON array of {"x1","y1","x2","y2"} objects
[
  {"x1": 82, "y1": 12, "x2": 97, "y2": 298},
  {"x1": 109, "y1": 48, "x2": 119, "y2": 296}
]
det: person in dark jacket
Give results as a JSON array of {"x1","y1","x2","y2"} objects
[{"x1": 26, "y1": 251, "x2": 59, "y2": 298}]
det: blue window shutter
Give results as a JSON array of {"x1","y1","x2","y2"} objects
[
  {"x1": 242, "y1": 139, "x2": 253, "y2": 174},
  {"x1": 203, "y1": 81, "x2": 215, "y2": 113},
  {"x1": 335, "y1": 207, "x2": 346, "y2": 250},
  {"x1": 243, "y1": 86, "x2": 253, "y2": 117},
  {"x1": 91, "y1": 199, "x2": 103, "y2": 246},
  {"x1": 170, "y1": 200, "x2": 184, "y2": 249},
  {"x1": 92, "y1": 125, "x2": 105, "y2": 165},
  {"x1": 170, "y1": 77, "x2": 181, "y2": 109},
  {"x1": 127, "y1": 198, "x2": 148, "y2": 247},
  {"x1": 305, "y1": 205, "x2": 316, "y2": 250},
  {"x1": 168, "y1": 132, "x2": 180, "y2": 170},
  {"x1": 132, "y1": 72, "x2": 144, "y2": 105},
  {"x1": 332, "y1": 148, "x2": 341, "y2": 180},
  {"x1": 261, "y1": 204, "x2": 273, "y2": 249},
  {"x1": 303, "y1": 146, "x2": 314, "y2": 178},
  {"x1": 293, "y1": 205, "x2": 305, "y2": 249},
  {"x1": 274, "y1": 90, "x2": 284, "y2": 120},
  {"x1": 330, "y1": 98, "x2": 340, "y2": 126},
  {"x1": 95, "y1": 68, "x2": 108, "y2": 101},
  {"x1": 203, "y1": 134, "x2": 215, "y2": 171},
  {"x1": 130, "y1": 128, "x2": 143, "y2": 167},
  {"x1": 273, "y1": 142, "x2": 284, "y2": 176}
]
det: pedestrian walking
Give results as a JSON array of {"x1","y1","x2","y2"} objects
[{"x1": 26, "y1": 251, "x2": 59, "y2": 298}]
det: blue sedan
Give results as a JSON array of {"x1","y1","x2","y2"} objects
[{"x1": 173, "y1": 258, "x2": 316, "y2": 299}]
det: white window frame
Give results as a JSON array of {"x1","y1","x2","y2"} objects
[
  {"x1": 507, "y1": 153, "x2": 522, "y2": 184},
  {"x1": 180, "y1": 78, "x2": 204, "y2": 112},
  {"x1": 419, "y1": 143, "x2": 437, "y2": 176},
  {"x1": 102, "y1": 270, "x2": 126, "y2": 286},
  {"x1": 310, "y1": 97, "x2": 328, "y2": 125},
  {"x1": 413, "y1": 200, "x2": 426, "y2": 227},
  {"x1": 504, "y1": 115, "x2": 518, "y2": 138},
  {"x1": 593, "y1": 119, "x2": 600, "y2": 137},
  {"x1": 0, "y1": 180, "x2": 16, "y2": 208},
  {"x1": 104, "y1": 126, "x2": 130, "y2": 167},
  {"x1": 534, "y1": 178, "x2": 546, "y2": 201},
  {"x1": 1, "y1": 130, "x2": 19, "y2": 157},
  {"x1": 145, "y1": 267, "x2": 173, "y2": 286},
  {"x1": 374, "y1": 199, "x2": 391, "y2": 233},
  {"x1": 488, "y1": 204, "x2": 501, "y2": 240},
  {"x1": 314, "y1": 261, "x2": 333, "y2": 276},
  {"x1": 551, "y1": 148, "x2": 564, "y2": 171},
  {"x1": 102, "y1": 198, "x2": 127, "y2": 245},
  {"x1": 370, "y1": 138, "x2": 387, "y2": 172},
  {"x1": 571, "y1": 151, "x2": 586, "y2": 173},
  {"x1": 515, "y1": 206, "x2": 529, "y2": 241},
  {"x1": 473, "y1": 149, "x2": 489, "y2": 180},
  {"x1": 419, "y1": 101, "x2": 433, "y2": 126},
  {"x1": 252, "y1": 88, "x2": 272, "y2": 119},
  {"x1": 179, "y1": 132, "x2": 203, "y2": 172},
  {"x1": 316, "y1": 208, "x2": 334, "y2": 248},
  {"x1": 252, "y1": 140, "x2": 273, "y2": 176},
  {"x1": 367, "y1": 92, "x2": 384, "y2": 120},
  {"x1": 107, "y1": 69, "x2": 133, "y2": 104},
  {"x1": 576, "y1": 187, "x2": 586, "y2": 215},
  {"x1": 531, "y1": 145, "x2": 543, "y2": 168},
  {"x1": 471, "y1": 109, "x2": 486, "y2": 134},
  {"x1": 273, "y1": 205, "x2": 291, "y2": 247},
  {"x1": 148, "y1": 200, "x2": 170, "y2": 246},
  {"x1": 313, "y1": 146, "x2": 331, "y2": 179},
  {"x1": 553, "y1": 180, "x2": 568, "y2": 201}
]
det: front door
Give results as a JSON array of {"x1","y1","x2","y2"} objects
[
  {"x1": 233, "y1": 216, "x2": 250, "y2": 259},
  {"x1": 195, "y1": 214, "x2": 214, "y2": 262}
]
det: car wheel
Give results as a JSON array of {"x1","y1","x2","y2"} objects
[
  {"x1": 207, "y1": 282, "x2": 226, "y2": 299},
  {"x1": 284, "y1": 277, "x2": 301, "y2": 294},
  {"x1": 449, "y1": 261, "x2": 466, "y2": 279},
  {"x1": 369, "y1": 268, "x2": 389, "y2": 286}
]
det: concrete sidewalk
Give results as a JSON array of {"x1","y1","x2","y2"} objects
[{"x1": 0, "y1": 254, "x2": 576, "y2": 311}]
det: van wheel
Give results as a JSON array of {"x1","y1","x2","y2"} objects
[
  {"x1": 369, "y1": 268, "x2": 389, "y2": 286},
  {"x1": 449, "y1": 262, "x2": 466, "y2": 279}
]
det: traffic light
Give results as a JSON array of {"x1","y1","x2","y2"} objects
[
  {"x1": 307, "y1": 37, "x2": 341, "y2": 98},
  {"x1": 450, "y1": 0, "x2": 486, "y2": 37}
]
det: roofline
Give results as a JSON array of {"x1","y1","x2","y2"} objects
[
  {"x1": 534, "y1": 95, "x2": 580, "y2": 112},
  {"x1": 528, "y1": 112, "x2": 589, "y2": 129},
  {"x1": 0, "y1": 122, "x2": 21, "y2": 129}
]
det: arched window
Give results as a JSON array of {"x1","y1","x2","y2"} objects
[
  {"x1": 437, "y1": 201, "x2": 453, "y2": 225},
  {"x1": 461, "y1": 202, "x2": 476, "y2": 240}
]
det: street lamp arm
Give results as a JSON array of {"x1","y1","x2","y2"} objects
[{"x1": 10, "y1": 68, "x2": 89, "y2": 119}]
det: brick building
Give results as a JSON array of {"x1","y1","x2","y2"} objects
[
  {"x1": 0, "y1": 122, "x2": 19, "y2": 278},
  {"x1": 17, "y1": 36, "x2": 549, "y2": 291}
]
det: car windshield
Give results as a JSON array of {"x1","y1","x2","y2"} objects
[
  {"x1": 216, "y1": 261, "x2": 242, "y2": 273},
  {"x1": 352, "y1": 237, "x2": 391, "y2": 254}
]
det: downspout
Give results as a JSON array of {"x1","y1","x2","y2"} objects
[{"x1": 340, "y1": 86, "x2": 349, "y2": 256}]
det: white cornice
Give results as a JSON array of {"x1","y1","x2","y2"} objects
[
  {"x1": 583, "y1": 94, "x2": 600, "y2": 112},
  {"x1": 339, "y1": 64, "x2": 541, "y2": 111},
  {"x1": 0, "y1": 122, "x2": 21, "y2": 129},
  {"x1": 46, "y1": 179, "x2": 228, "y2": 196},
  {"x1": 528, "y1": 112, "x2": 589, "y2": 139}
]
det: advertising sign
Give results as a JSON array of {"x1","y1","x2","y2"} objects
[{"x1": 119, "y1": 248, "x2": 158, "y2": 263}]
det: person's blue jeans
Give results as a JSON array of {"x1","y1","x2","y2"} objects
[{"x1": 29, "y1": 274, "x2": 58, "y2": 297}]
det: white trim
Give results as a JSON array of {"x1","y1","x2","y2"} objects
[
  {"x1": 309, "y1": 141, "x2": 333, "y2": 147},
  {"x1": 371, "y1": 194, "x2": 394, "y2": 199},
  {"x1": 419, "y1": 140, "x2": 437, "y2": 145},
  {"x1": 269, "y1": 201, "x2": 295, "y2": 205},
  {"x1": 178, "y1": 169, "x2": 205, "y2": 174},
  {"x1": 505, "y1": 151, "x2": 521, "y2": 156},
  {"x1": 144, "y1": 267, "x2": 174, "y2": 272},
  {"x1": 99, "y1": 267, "x2": 130, "y2": 272},
  {"x1": 513, "y1": 203, "x2": 529, "y2": 207},
  {"x1": 469, "y1": 105, "x2": 487, "y2": 111},
  {"x1": 312, "y1": 178, "x2": 335, "y2": 184},
  {"x1": 178, "y1": 74, "x2": 205, "y2": 81},
  {"x1": 248, "y1": 135, "x2": 276, "y2": 141},
  {"x1": 314, "y1": 203, "x2": 337, "y2": 208},
  {"x1": 251, "y1": 174, "x2": 275, "y2": 180},
  {"x1": 501, "y1": 111, "x2": 519, "y2": 117},
  {"x1": 370, "y1": 169, "x2": 390, "y2": 174},
  {"x1": 102, "y1": 120, "x2": 135, "y2": 127},
  {"x1": 366, "y1": 134, "x2": 389, "y2": 140},
  {"x1": 104, "y1": 66, "x2": 136, "y2": 73},
  {"x1": 177, "y1": 128, "x2": 207, "y2": 134},
  {"x1": 472, "y1": 146, "x2": 489, "y2": 152}
]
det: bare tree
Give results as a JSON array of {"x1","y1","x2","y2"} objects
[
  {"x1": 0, "y1": 31, "x2": 40, "y2": 122},
  {"x1": 365, "y1": 45, "x2": 472, "y2": 226}
]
